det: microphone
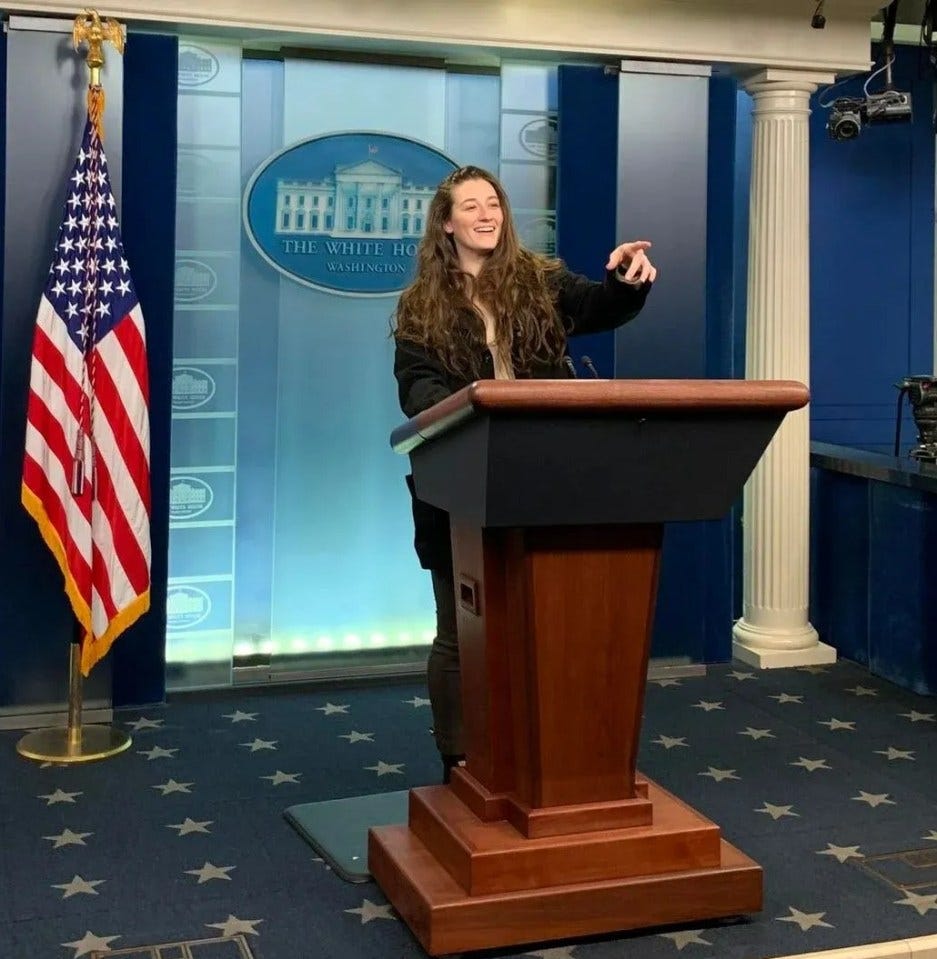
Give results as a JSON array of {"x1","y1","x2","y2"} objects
[
  {"x1": 562, "y1": 355, "x2": 578, "y2": 378},
  {"x1": 581, "y1": 355, "x2": 600, "y2": 378}
]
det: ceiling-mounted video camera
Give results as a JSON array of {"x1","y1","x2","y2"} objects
[
  {"x1": 824, "y1": 0, "x2": 913, "y2": 140},
  {"x1": 827, "y1": 89, "x2": 912, "y2": 140}
]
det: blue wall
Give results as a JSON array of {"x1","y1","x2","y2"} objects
[
  {"x1": 813, "y1": 465, "x2": 937, "y2": 695},
  {"x1": 809, "y1": 49, "x2": 934, "y2": 453},
  {"x1": 728, "y1": 46, "x2": 935, "y2": 455}
]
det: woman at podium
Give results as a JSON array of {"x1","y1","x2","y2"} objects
[{"x1": 392, "y1": 165, "x2": 656, "y2": 783}]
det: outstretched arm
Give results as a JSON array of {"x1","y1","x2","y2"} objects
[{"x1": 558, "y1": 240, "x2": 657, "y2": 337}]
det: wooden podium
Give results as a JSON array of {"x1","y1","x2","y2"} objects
[{"x1": 370, "y1": 379, "x2": 809, "y2": 955}]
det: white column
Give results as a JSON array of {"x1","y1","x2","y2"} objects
[{"x1": 731, "y1": 69, "x2": 838, "y2": 670}]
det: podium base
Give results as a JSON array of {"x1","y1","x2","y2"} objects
[{"x1": 369, "y1": 777, "x2": 762, "y2": 955}]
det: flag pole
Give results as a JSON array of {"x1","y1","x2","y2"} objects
[{"x1": 16, "y1": 9, "x2": 133, "y2": 765}]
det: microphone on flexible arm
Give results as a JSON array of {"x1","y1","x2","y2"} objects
[
  {"x1": 581, "y1": 355, "x2": 600, "y2": 379},
  {"x1": 562, "y1": 355, "x2": 578, "y2": 378}
]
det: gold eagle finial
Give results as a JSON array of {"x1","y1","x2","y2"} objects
[
  {"x1": 72, "y1": 10, "x2": 125, "y2": 140},
  {"x1": 72, "y1": 9, "x2": 124, "y2": 86}
]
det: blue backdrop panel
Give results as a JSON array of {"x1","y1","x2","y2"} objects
[
  {"x1": 556, "y1": 65, "x2": 737, "y2": 664},
  {"x1": 706, "y1": 76, "x2": 746, "y2": 642},
  {"x1": 707, "y1": 76, "x2": 744, "y2": 382},
  {"x1": 614, "y1": 67, "x2": 710, "y2": 380},
  {"x1": 111, "y1": 32, "x2": 178, "y2": 708},
  {"x1": 731, "y1": 87, "x2": 752, "y2": 383},
  {"x1": 555, "y1": 64, "x2": 617, "y2": 378},
  {"x1": 616, "y1": 66, "x2": 731, "y2": 665}
]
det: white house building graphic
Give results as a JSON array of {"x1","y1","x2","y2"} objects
[
  {"x1": 275, "y1": 159, "x2": 434, "y2": 239},
  {"x1": 245, "y1": 132, "x2": 457, "y2": 294}
]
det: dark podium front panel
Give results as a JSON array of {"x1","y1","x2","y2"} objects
[{"x1": 409, "y1": 409, "x2": 784, "y2": 527}]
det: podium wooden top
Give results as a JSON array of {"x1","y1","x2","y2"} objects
[{"x1": 391, "y1": 378, "x2": 809, "y2": 454}]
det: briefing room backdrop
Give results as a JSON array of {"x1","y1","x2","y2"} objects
[
  {"x1": 169, "y1": 48, "x2": 734, "y2": 691},
  {"x1": 0, "y1": 24, "x2": 932, "y2": 718}
]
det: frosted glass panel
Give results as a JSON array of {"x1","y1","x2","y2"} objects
[
  {"x1": 499, "y1": 163, "x2": 556, "y2": 212},
  {"x1": 176, "y1": 199, "x2": 241, "y2": 251},
  {"x1": 178, "y1": 94, "x2": 240, "y2": 147},
  {"x1": 284, "y1": 61, "x2": 447, "y2": 149},
  {"x1": 167, "y1": 48, "x2": 533, "y2": 686},
  {"x1": 500, "y1": 63, "x2": 558, "y2": 112},
  {"x1": 178, "y1": 147, "x2": 241, "y2": 198},
  {"x1": 446, "y1": 72, "x2": 501, "y2": 169},
  {"x1": 170, "y1": 418, "x2": 236, "y2": 470},
  {"x1": 173, "y1": 310, "x2": 238, "y2": 359},
  {"x1": 269, "y1": 285, "x2": 429, "y2": 641},
  {"x1": 169, "y1": 40, "x2": 243, "y2": 685},
  {"x1": 268, "y1": 59, "x2": 450, "y2": 654},
  {"x1": 499, "y1": 64, "x2": 558, "y2": 249}
]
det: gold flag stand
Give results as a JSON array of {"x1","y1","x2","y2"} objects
[
  {"x1": 17, "y1": 9, "x2": 131, "y2": 765},
  {"x1": 17, "y1": 633, "x2": 132, "y2": 763}
]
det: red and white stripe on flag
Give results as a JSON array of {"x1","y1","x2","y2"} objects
[{"x1": 21, "y1": 113, "x2": 151, "y2": 676}]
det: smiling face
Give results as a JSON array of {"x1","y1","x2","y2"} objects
[{"x1": 444, "y1": 177, "x2": 503, "y2": 272}]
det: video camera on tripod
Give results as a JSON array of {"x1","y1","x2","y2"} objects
[{"x1": 894, "y1": 376, "x2": 937, "y2": 462}]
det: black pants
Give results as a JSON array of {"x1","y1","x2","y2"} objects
[{"x1": 428, "y1": 567, "x2": 462, "y2": 757}]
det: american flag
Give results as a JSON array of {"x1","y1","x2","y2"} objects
[{"x1": 21, "y1": 112, "x2": 151, "y2": 676}]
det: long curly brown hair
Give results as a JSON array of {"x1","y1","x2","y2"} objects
[{"x1": 393, "y1": 166, "x2": 566, "y2": 379}]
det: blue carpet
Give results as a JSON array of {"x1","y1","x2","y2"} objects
[{"x1": 3, "y1": 659, "x2": 937, "y2": 958}]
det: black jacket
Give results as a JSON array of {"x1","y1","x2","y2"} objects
[{"x1": 394, "y1": 265, "x2": 652, "y2": 571}]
